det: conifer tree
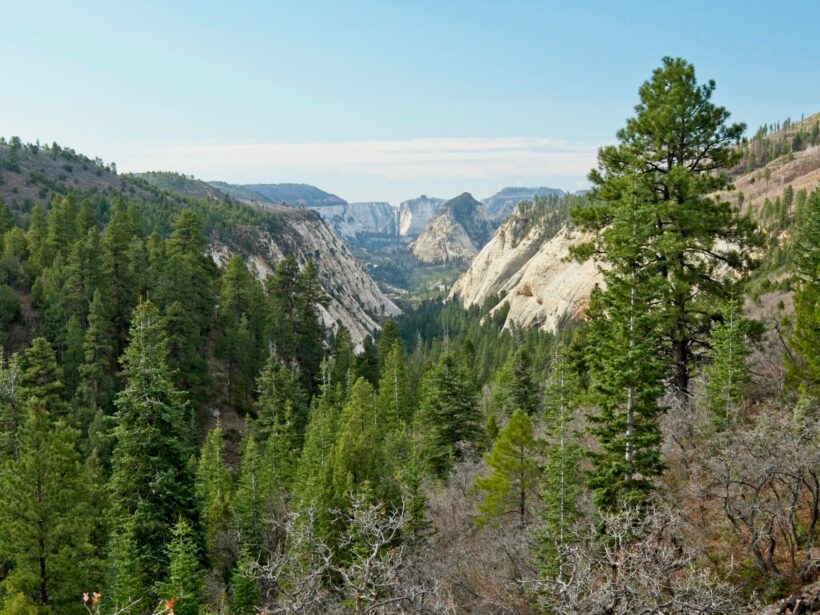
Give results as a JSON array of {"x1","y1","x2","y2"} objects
[
  {"x1": 62, "y1": 314, "x2": 85, "y2": 400},
  {"x1": 195, "y1": 423, "x2": 232, "y2": 570},
  {"x1": 19, "y1": 337, "x2": 64, "y2": 410},
  {"x1": 232, "y1": 435, "x2": 266, "y2": 553},
  {"x1": 492, "y1": 345, "x2": 539, "y2": 416},
  {"x1": 76, "y1": 289, "x2": 115, "y2": 413},
  {"x1": 229, "y1": 548, "x2": 260, "y2": 615},
  {"x1": 217, "y1": 255, "x2": 263, "y2": 411},
  {"x1": 332, "y1": 378, "x2": 394, "y2": 505},
  {"x1": 539, "y1": 346, "x2": 583, "y2": 576},
  {"x1": 786, "y1": 189, "x2": 819, "y2": 405},
  {"x1": 101, "y1": 199, "x2": 138, "y2": 355},
  {"x1": 376, "y1": 342, "x2": 412, "y2": 427},
  {"x1": 704, "y1": 300, "x2": 750, "y2": 426},
  {"x1": 475, "y1": 408, "x2": 542, "y2": 527},
  {"x1": 0, "y1": 399, "x2": 99, "y2": 613},
  {"x1": 108, "y1": 300, "x2": 196, "y2": 603},
  {"x1": 253, "y1": 350, "x2": 307, "y2": 444},
  {"x1": 416, "y1": 349, "x2": 479, "y2": 476},
  {"x1": 573, "y1": 57, "x2": 761, "y2": 399},
  {"x1": 153, "y1": 519, "x2": 204, "y2": 615}
]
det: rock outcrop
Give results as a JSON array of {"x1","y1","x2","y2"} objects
[
  {"x1": 305, "y1": 201, "x2": 397, "y2": 240},
  {"x1": 449, "y1": 215, "x2": 601, "y2": 333},
  {"x1": 410, "y1": 193, "x2": 493, "y2": 263},
  {"x1": 209, "y1": 208, "x2": 401, "y2": 345},
  {"x1": 398, "y1": 195, "x2": 446, "y2": 237}
]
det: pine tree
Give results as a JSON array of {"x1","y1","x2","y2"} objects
[
  {"x1": 217, "y1": 255, "x2": 263, "y2": 411},
  {"x1": 475, "y1": 408, "x2": 542, "y2": 527},
  {"x1": 573, "y1": 57, "x2": 761, "y2": 400},
  {"x1": 786, "y1": 189, "x2": 819, "y2": 406},
  {"x1": 253, "y1": 350, "x2": 307, "y2": 444},
  {"x1": 232, "y1": 435, "x2": 266, "y2": 553},
  {"x1": 195, "y1": 423, "x2": 232, "y2": 571},
  {"x1": 704, "y1": 300, "x2": 750, "y2": 427},
  {"x1": 19, "y1": 337, "x2": 65, "y2": 411},
  {"x1": 416, "y1": 349, "x2": 480, "y2": 476},
  {"x1": 492, "y1": 345, "x2": 539, "y2": 416},
  {"x1": 0, "y1": 398, "x2": 99, "y2": 613},
  {"x1": 376, "y1": 342, "x2": 412, "y2": 427},
  {"x1": 100, "y1": 199, "x2": 138, "y2": 355},
  {"x1": 108, "y1": 300, "x2": 195, "y2": 604},
  {"x1": 76, "y1": 289, "x2": 115, "y2": 419},
  {"x1": 539, "y1": 346, "x2": 583, "y2": 577},
  {"x1": 62, "y1": 314, "x2": 85, "y2": 400},
  {"x1": 153, "y1": 519, "x2": 204, "y2": 615},
  {"x1": 332, "y1": 378, "x2": 394, "y2": 505},
  {"x1": 229, "y1": 548, "x2": 260, "y2": 615},
  {"x1": 584, "y1": 269, "x2": 667, "y2": 511}
]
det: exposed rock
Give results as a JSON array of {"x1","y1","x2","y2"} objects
[
  {"x1": 410, "y1": 193, "x2": 493, "y2": 263},
  {"x1": 482, "y1": 186, "x2": 564, "y2": 220},
  {"x1": 306, "y1": 201, "x2": 397, "y2": 240},
  {"x1": 398, "y1": 195, "x2": 446, "y2": 237},
  {"x1": 209, "y1": 209, "x2": 401, "y2": 345},
  {"x1": 449, "y1": 219, "x2": 601, "y2": 333}
]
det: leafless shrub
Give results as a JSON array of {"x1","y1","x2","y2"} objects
[
  {"x1": 535, "y1": 504, "x2": 753, "y2": 614},
  {"x1": 249, "y1": 495, "x2": 452, "y2": 614}
]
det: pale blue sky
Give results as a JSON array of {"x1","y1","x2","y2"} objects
[{"x1": 2, "y1": 1, "x2": 818, "y2": 204}]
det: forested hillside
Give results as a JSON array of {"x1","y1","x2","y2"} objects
[{"x1": 0, "y1": 57, "x2": 818, "y2": 615}]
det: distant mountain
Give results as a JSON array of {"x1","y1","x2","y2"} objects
[
  {"x1": 483, "y1": 186, "x2": 565, "y2": 220},
  {"x1": 397, "y1": 195, "x2": 446, "y2": 237},
  {"x1": 410, "y1": 193, "x2": 493, "y2": 263},
  {"x1": 210, "y1": 182, "x2": 347, "y2": 208}
]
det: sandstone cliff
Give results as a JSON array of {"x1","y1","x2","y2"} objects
[
  {"x1": 398, "y1": 195, "x2": 445, "y2": 237},
  {"x1": 410, "y1": 193, "x2": 493, "y2": 263}
]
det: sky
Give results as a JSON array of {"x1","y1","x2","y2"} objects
[{"x1": 2, "y1": 1, "x2": 819, "y2": 205}]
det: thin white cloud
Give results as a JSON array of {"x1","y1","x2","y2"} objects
[{"x1": 118, "y1": 137, "x2": 600, "y2": 183}]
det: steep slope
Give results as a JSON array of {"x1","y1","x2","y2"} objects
[
  {"x1": 483, "y1": 186, "x2": 564, "y2": 220},
  {"x1": 0, "y1": 145, "x2": 399, "y2": 344},
  {"x1": 449, "y1": 197, "x2": 598, "y2": 332},
  {"x1": 208, "y1": 208, "x2": 400, "y2": 343},
  {"x1": 397, "y1": 195, "x2": 445, "y2": 236},
  {"x1": 410, "y1": 193, "x2": 493, "y2": 263}
]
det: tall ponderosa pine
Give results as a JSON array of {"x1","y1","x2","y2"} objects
[
  {"x1": 108, "y1": 300, "x2": 196, "y2": 606},
  {"x1": 573, "y1": 57, "x2": 761, "y2": 399}
]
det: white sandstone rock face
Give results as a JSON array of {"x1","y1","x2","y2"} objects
[
  {"x1": 398, "y1": 196, "x2": 445, "y2": 237},
  {"x1": 449, "y1": 220, "x2": 602, "y2": 333},
  {"x1": 308, "y1": 202, "x2": 397, "y2": 239},
  {"x1": 410, "y1": 209, "x2": 481, "y2": 263},
  {"x1": 209, "y1": 211, "x2": 400, "y2": 345},
  {"x1": 410, "y1": 193, "x2": 493, "y2": 263}
]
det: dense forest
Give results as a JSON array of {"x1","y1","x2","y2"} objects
[{"x1": 0, "y1": 57, "x2": 818, "y2": 614}]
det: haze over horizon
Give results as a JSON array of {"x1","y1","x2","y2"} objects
[{"x1": 2, "y1": 0, "x2": 819, "y2": 204}]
